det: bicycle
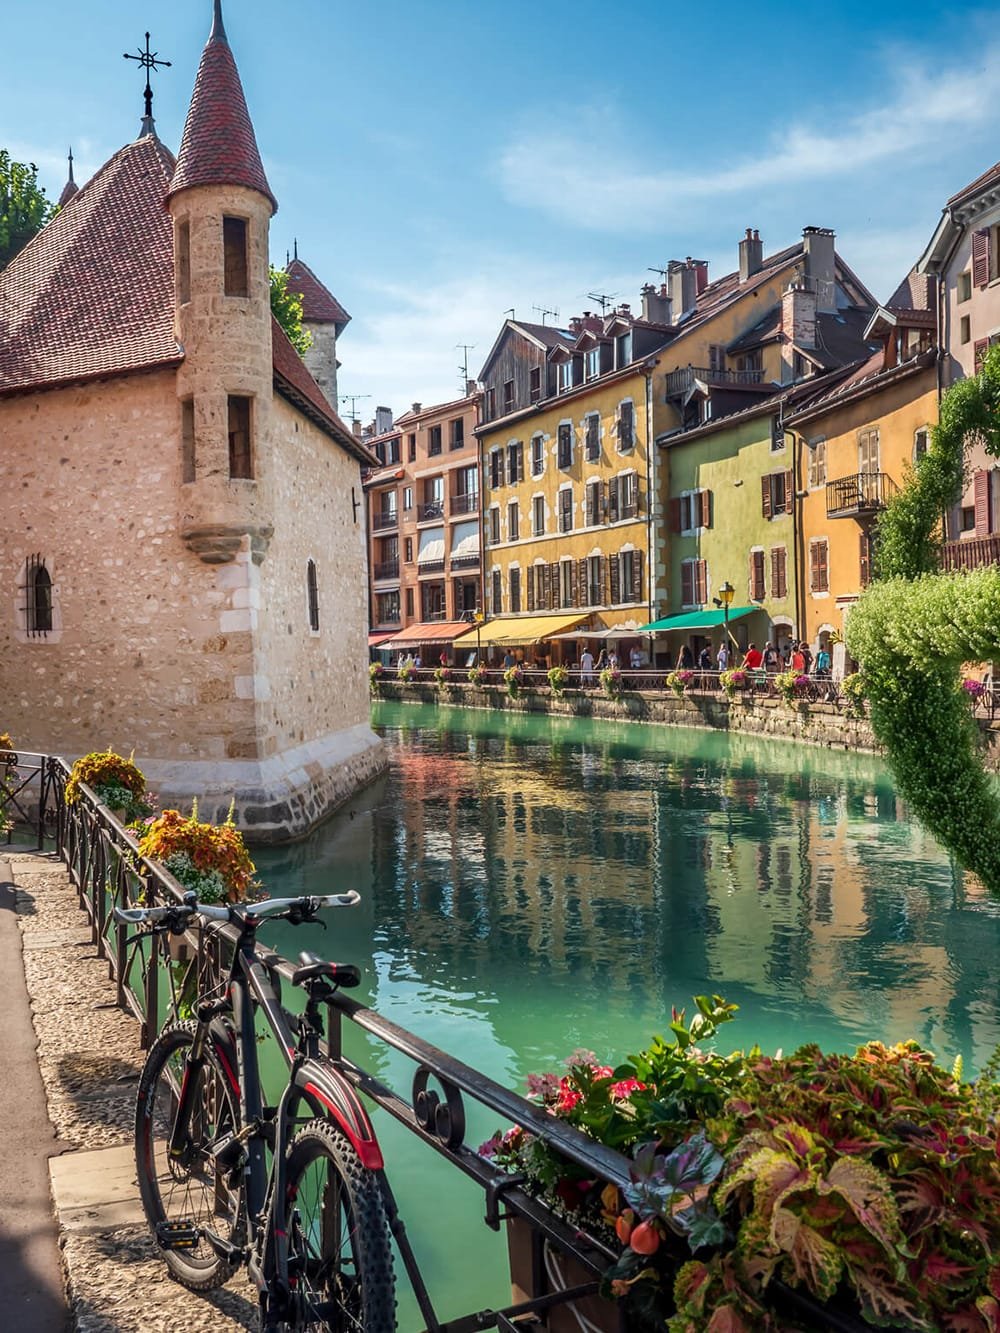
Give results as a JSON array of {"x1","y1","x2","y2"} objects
[{"x1": 115, "y1": 891, "x2": 397, "y2": 1332}]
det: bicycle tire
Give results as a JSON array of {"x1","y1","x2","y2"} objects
[
  {"x1": 265, "y1": 1117, "x2": 396, "y2": 1332},
  {"x1": 135, "y1": 1020, "x2": 245, "y2": 1290}
]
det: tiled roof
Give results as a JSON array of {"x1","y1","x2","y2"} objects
[
  {"x1": 787, "y1": 347, "x2": 936, "y2": 424},
  {"x1": 271, "y1": 317, "x2": 376, "y2": 465},
  {"x1": 57, "y1": 178, "x2": 78, "y2": 207},
  {"x1": 948, "y1": 160, "x2": 1000, "y2": 209},
  {"x1": 885, "y1": 268, "x2": 935, "y2": 312},
  {"x1": 0, "y1": 135, "x2": 181, "y2": 395},
  {"x1": 286, "y1": 258, "x2": 350, "y2": 330},
  {"x1": 167, "y1": 5, "x2": 277, "y2": 213}
]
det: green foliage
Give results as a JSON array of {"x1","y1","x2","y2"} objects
[
  {"x1": 503, "y1": 664, "x2": 523, "y2": 697},
  {"x1": 547, "y1": 665, "x2": 569, "y2": 694},
  {"x1": 0, "y1": 150, "x2": 55, "y2": 269},
  {"x1": 719, "y1": 668, "x2": 747, "y2": 698},
  {"x1": 847, "y1": 345, "x2": 1000, "y2": 890},
  {"x1": 269, "y1": 265, "x2": 312, "y2": 357},
  {"x1": 840, "y1": 671, "x2": 867, "y2": 717}
]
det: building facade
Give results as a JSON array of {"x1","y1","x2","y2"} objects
[{"x1": 0, "y1": 3, "x2": 382, "y2": 841}]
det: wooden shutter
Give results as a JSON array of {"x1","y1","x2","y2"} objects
[
  {"x1": 975, "y1": 338, "x2": 989, "y2": 374},
  {"x1": 632, "y1": 549, "x2": 644, "y2": 604},
  {"x1": 510, "y1": 567, "x2": 520, "y2": 613},
  {"x1": 973, "y1": 229, "x2": 990, "y2": 288},
  {"x1": 669, "y1": 497, "x2": 682, "y2": 532},
  {"x1": 548, "y1": 563, "x2": 559, "y2": 609},
  {"x1": 761, "y1": 475, "x2": 772, "y2": 519},
  {"x1": 610, "y1": 555, "x2": 622, "y2": 604},
  {"x1": 570, "y1": 560, "x2": 579, "y2": 606},
  {"x1": 698, "y1": 489, "x2": 711, "y2": 528},
  {"x1": 770, "y1": 546, "x2": 787, "y2": 598},
  {"x1": 608, "y1": 480, "x2": 620, "y2": 522},
  {"x1": 750, "y1": 550, "x2": 765, "y2": 600},
  {"x1": 527, "y1": 566, "x2": 536, "y2": 611},
  {"x1": 681, "y1": 561, "x2": 694, "y2": 606},
  {"x1": 619, "y1": 400, "x2": 634, "y2": 448},
  {"x1": 784, "y1": 471, "x2": 794, "y2": 515},
  {"x1": 859, "y1": 532, "x2": 871, "y2": 588},
  {"x1": 577, "y1": 557, "x2": 589, "y2": 606},
  {"x1": 975, "y1": 469, "x2": 992, "y2": 535},
  {"x1": 695, "y1": 559, "x2": 707, "y2": 604}
]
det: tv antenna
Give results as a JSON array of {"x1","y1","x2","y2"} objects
[
  {"x1": 532, "y1": 304, "x2": 559, "y2": 325},
  {"x1": 340, "y1": 393, "x2": 371, "y2": 421},
  {"x1": 504, "y1": 308, "x2": 515, "y2": 320},
  {"x1": 586, "y1": 292, "x2": 617, "y2": 314},
  {"x1": 647, "y1": 265, "x2": 670, "y2": 281},
  {"x1": 456, "y1": 343, "x2": 476, "y2": 393}
]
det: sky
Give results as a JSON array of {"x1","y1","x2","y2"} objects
[{"x1": 3, "y1": 0, "x2": 1000, "y2": 419}]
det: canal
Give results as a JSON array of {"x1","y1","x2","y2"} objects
[{"x1": 253, "y1": 701, "x2": 1000, "y2": 1327}]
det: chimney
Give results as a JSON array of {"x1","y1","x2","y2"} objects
[
  {"x1": 374, "y1": 404, "x2": 393, "y2": 435},
  {"x1": 582, "y1": 311, "x2": 603, "y2": 333},
  {"x1": 781, "y1": 282, "x2": 816, "y2": 381},
  {"x1": 411, "y1": 402, "x2": 422, "y2": 414},
  {"x1": 803, "y1": 226, "x2": 836, "y2": 313},
  {"x1": 640, "y1": 283, "x2": 671, "y2": 324},
  {"x1": 352, "y1": 417, "x2": 362, "y2": 438},
  {"x1": 466, "y1": 379, "x2": 476, "y2": 396},
  {"x1": 739, "y1": 228, "x2": 763, "y2": 282},
  {"x1": 668, "y1": 260, "x2": 698, "y2": 318},
  {"x1": 692, "y1": 259, "x2": 709, "y2": 294},
  {"x1": 568, "y1": 316, "x2": 584, "y2": 335}
]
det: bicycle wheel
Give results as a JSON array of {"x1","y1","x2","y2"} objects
[
  {"x1": 135, "y1": 1020, "x2": 245, "y2": 1290},
  {"x1": 270, "y1": 1117, "x2": 395, "y2": 1332}
]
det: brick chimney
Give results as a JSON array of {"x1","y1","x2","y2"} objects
[
  {"x1": 640, "y1": 283, "x2": 671, "y2": 323},
  {"x1": 568, "y1": 316, "x2": 584, "y2": 335},
  {"x1": 803, "y1": 226, "x2": 836, "y2": 312},
  {"x1": 581, "y1": 311, "x2": 603, "y2": 333},
  {"x1": 411, "y1": 402, "x2": 422, "y2": 414},
  {"x1": 352, "y1": 417, "x2": 362, "y2": 438},
  {"x1": 668, "y1": 260, "x2": 698, "y2": 319},
  {"x1": 739, "y1": 228, "x2": 763, "y2": 282},
  {"x1": 781, "y1": 281, "x2": 816, "y2": 381}
]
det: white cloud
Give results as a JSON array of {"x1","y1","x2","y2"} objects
[{"x1": 498, "y1": 44, "x2": 1000, "y2": 232}]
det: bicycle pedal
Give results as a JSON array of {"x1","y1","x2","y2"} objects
[{"x1": 155, "y1": 1220, "x2": 201, "y2": 1251}]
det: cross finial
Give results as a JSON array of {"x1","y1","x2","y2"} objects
[{"x1": 123, "y1": 31, "x2": 171, "y2": 138}]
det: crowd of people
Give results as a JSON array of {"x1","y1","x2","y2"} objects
[{"x1": 674, "y1": 640, "x2": 832, "y2": 678}]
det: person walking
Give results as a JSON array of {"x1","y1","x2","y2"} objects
[
  {"x1": 763, "y1": 642, "x2": 780, "y2": 673},
  {"x1": 580, "y1": 646, "x2": 595, "y2": 687},
  {"x1": 716, "y1": 641, "x2": 729, "y2": 672},
  {"x1": 801, "y1": 641, "x2": 813, "y2": 674},
  {"x1": 676, "y1": 643, "x2": 694, "y2": 670}
]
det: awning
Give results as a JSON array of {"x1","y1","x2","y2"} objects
[
  {"x1": 453, "y1": 613, "x2": 588, "y2": 647},
  {"x1": 378, "y1": 620, "x2": 471, "y2": 650},
  {"x1": 417, "y1": 528, "x2": 446, "y2": 564},
  {"x1": 368, "y1": 630, "x2": 398, "y2": 648},
  {"x1": 548, "y1": 626, "x2": 641, "y2": 642},
  {"x1": 450, "y1": 521, "x2": 479, "y2": 558},
  {"x1": 637, "y1": 606, "x2": 760, "y2": 633}
]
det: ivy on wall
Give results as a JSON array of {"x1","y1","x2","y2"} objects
[{"x1": 846, "y1": 346, "x2": 1000, "y2": 888}]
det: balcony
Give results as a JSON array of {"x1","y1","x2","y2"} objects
[
  {"x1": 941, "y1": 534, "x2": 1000, "y2": 572},
  {"x1": 372, "y1": 510, "x2": 398, "y2": 531},
  {"x1": 825, "y1": 472, "x2": 899, "y2": 518},
  {"x1": 418, "y1": 560, "x2": 446, "y2": 575},
  {"x1": 450, "y1": 553, "x2": 481, "y2": 570},
  {"x1": 417, "y1": 499, "x2": 446, "y2": 523},
  {"x1": 450, "y1": 492, "x2": 479, "y2": 516},
  {"x1": 421, "y1": 608, "x2": 448, "y2": 622},
  {"x1": 665, "y1": 365, "x2": 765, "y2": 398},
  {"x1": 373, "y1": 560, "x2": 399, "y2": 581}
]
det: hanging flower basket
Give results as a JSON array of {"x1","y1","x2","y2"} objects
[
  {"x1": 600, "y1": 667, "x2": 623, "y2": 698},
  {"x1": 65, "y1": 749, "x2": 153, "y2": 823},
  {"x1": 548, "y1": 665, "x2": 569, "y2": 695},
  {"x1": 504, "y1": 665, "x2": 524, "y2": 698},
  {"x1": 468, "y1": 664, "x2": 489, "y2": 686},
  {"x1": 136, "y1": 804, "x2": 258, "y2": 903},
  {"x1": 369, "y1": 662, "x2": 384, "y2": 695},
  {"x1": 665, "y1": 670, "x2": 694, "y2": 696},
  {"x1": 719, "y1": 668, "x2": 747, "y2": 699}
]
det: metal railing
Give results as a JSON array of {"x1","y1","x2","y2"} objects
[
  {"x1": 449, "y1": 492, "x2": 479, "y2": 516},
  {"x1": 373, "y1": 560, "x2": 400, "y2": 580},
  {"x1": 417, "y1": 500, "x2": 445, "y2": 522},
  {"x1": 825, "y1": 472, "x2": 898, "y2": 518},
  {"x1": 372, "y1": 510, "x2": 399, "y2": 531},
  {"x1": 665, "y1": 364, "x2": 765, "y2": 397},
  {"x1": 449, "y1": 553, "x2": 481, "y2": 570}
]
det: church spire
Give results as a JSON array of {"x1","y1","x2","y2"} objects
[
  {"x1": 166, "y1": 0, "x2": 277, "y2": 213},
  {"x1": 58, "y1": 148, "x2": 78, "y2": 207}
]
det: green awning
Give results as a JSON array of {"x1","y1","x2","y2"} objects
[{"x1": 636, "y1": 606, "x2": 760, "y2": 633}]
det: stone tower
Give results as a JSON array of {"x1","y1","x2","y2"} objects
[{"x1": 167, "y1": 0, "x2": 278, "y2": 567}]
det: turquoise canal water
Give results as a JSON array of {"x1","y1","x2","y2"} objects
[{"x1": 252, "y1": 703, "x2": 1000, "y2": 1327}]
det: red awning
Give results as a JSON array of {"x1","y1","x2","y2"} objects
[
  {"x1": 378, "y1": 620, "x2": 471, "y2": 650},
  {"x1": 368, "y1": 630, "x2": 398, "y2": 648}
]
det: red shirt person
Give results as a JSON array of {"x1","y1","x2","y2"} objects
[{"x1": 742, "y1": 644, "x2": 763, "y2": 670}]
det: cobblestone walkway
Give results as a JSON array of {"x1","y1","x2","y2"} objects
[{"x1": 11, "y1": 852, "x2": 257, "y2": 1333}]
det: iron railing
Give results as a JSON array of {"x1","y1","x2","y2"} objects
[
  {"x1": 417, "y1": 500, "x2": 445, "y2": 522},
  {"x1": 373, "y1": 560, "x2": 400, "y2": 580},
  {"x1": 449, "y1": 492, "x2": 479, "y2": 516},
  {"x1": 825, "y1": 472, "x2": 899, "y2": 518},
  {"x1": 665, "y1": 364, "x2": 765, "y2": 397},
  {"x1": 449, "y1": 553, "x2": 481, "y2": 569},
  {"x1": 372, "y1": 510, "x2": 399, "y2": 531}
]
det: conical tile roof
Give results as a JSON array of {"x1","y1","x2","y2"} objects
[{"x1": 167, "y1": 1, "x2": 277, "y2": 213}]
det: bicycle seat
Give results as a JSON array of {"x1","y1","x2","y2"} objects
[{"x1": 291, "y1": 951, "x2": 361, "y2": 990}]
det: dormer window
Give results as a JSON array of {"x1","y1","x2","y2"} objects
[
  {"x1": 223, "y1": 216, "x2": 248, "y2": 296},
  {"x1": 615, "y1": 332, "x2": 632, "y2": 369},
  {"x1": 529, "y1": 367, "x2": 541, "y2": 402},
  {"x1": 503, "y1": 380, "x2": 515, "y2": 414},
  {"x1": 558, "y1": 360, "x2": 575, "y2": 394},
  {"x1": 586, "y1": 347, "x2": 601, "y2": 381}
]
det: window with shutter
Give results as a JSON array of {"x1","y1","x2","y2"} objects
[
  {"x1": 620, "y1": 473, "x2": 638, "y2": 519},
  {"x1": 508, "y1": 501, "x2": 519, "y2": 541},
  {"x1": 492, "y1": 569, "x2": 502, "y2": 615},
  {"x1": 859, "y1": 533, "x2": 872, "y2": 588},
  {"x1": 761, "y1": 475, "x2": 773, "y2": 519},
  {"x1": 533, "y1": 496, "x2": 545, "y2": 536},
  {"x1": 489, "y1": 508, "x2": 500, "y2": 545},
  {"x1": 598, "y1": 554, "x2": 608, "y2": 605},
  {"x1": 548, "y1": 563, "x2": 559, "y2": 609},
  {"x1": 770, "y1": 546, "x2": 787, "y2": 599},
  {"x1": 608, "y1": 479, "x2": 620, "y2": 523},
  {"x1": 695, "y1": 559, "x2": 707, "y2": 605},
  {"x1": 749, "y1": 550, "x2": 766, "y2": 601},
  {"x1": 509, "y1": 567, "x2": 521, "y2": 613},
  {"x1": 559, "y1": 487, "x2": 573, "y2": 532},
  {"x1": 784, "y1": 470, "x2": 794, "y2": 513},
  {"x1": 973, "y1": 229, "x2": 990, "y2": 288},
  {"x1": 975, "y1": 469, "x2": 992, "y2": 535},
  {"x1": 632, "y1": 549, "x2": 644, "y2": 604},
  {"x1": 681, "y1": 560, "x2": 694, "y2": 607},
  {"x1": 577, "y1": 557, "x2": 589, "y2": 606},
  {"x1": 558, "y1": 423, "x2": 573, "y2": 468},
  {"x1": 586, "y1": 480, "x2": 601, "y2": 526},
  {"x1": 536, "y1": 565, "x2": 548, "y2": 611},
  {"x1": 531, "y1": 435, "x2": 545, "y2": 476},
  {"x1": 618, "y1": 401, "x2": 635, "y2": 450},
  {"x1": 808, "y1": 439, "x2": 827, "y2": 489},
  {"x1": 610, "y1": 555, "x2": 622, "y2": 604},
  {"x1": 698, "y1": 489, "x2": 711, "y2": 528},
  {"x1": 585, "y1": 415, "x2": 600, "y2": 460},
  {"x1": 568, "y1": 560, "x2": 579, "y2": 607},
  {"x1": 809, "y1": 540, "x2": 829, "y2": 593},
  {"x1": 975, "y1": 338, "x2": 990, "y2": 373},
  {"x1": 490, "y1": 450, "x2": 504, "y2": 488},
  {"x1": 858, "y1": 428, "x2": 880, "y2": 474},
  {"x1": 527, "y1": 566, "x2": 536, "y2": 611}
]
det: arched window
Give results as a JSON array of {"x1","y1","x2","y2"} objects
[
  {"x1": 306, "y1": 559, "x2": 319, "y2": 632},
  {"x1": 26, "y1": 557, "x2": 52, "y2": 636}
]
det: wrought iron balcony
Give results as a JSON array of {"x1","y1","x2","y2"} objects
[
  {"x1": 372, "y1": 510, "x2": 398, "y2": 531},
  {"x1": 941, "y1": 534, "x2": 1000, "y2": 572},
  {"x1": 417, "y1": 500, "x2": 446, "y2": 522},
  {"x1": 449, "y1": 492, "x2": 479, "y2": 516},
  {"x1": 373, "y1": 560, "x2": 399, "y2": 580},
  {"x1": 665, "y1": 365, "x2": 765, "y2": 398},
  {"x1": 825, "y1": 472, "x2": 899, "y2": 518}
]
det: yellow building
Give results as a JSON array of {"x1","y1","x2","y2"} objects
[{"x1": 787, "y1": 271, "x2": 938, "y2": 652}]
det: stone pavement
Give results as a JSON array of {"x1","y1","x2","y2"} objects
[{"x1": 6, "y1": 851, "x2": 256, "y2": 1333}]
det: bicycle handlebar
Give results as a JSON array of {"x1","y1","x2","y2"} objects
[{"x1": 112, "y1": 891, "x2": 361, "y2": 928}]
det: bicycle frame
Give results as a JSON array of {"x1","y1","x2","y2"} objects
[{"x1": 172, "y1": 913, "x2": 383, "y2": 1314}]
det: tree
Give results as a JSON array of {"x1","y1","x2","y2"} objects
[
  {"x1": 0, "y1": 150, "x2": 55, "y2": 269},
  {"x1": 269, "y1": 265, "x2": 312, "y2": 357}
]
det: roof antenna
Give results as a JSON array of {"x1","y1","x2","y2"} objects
[
  {"x1": 533, "y1": 304, "x2": 559, "y2": 325},
  {"x1": 293, "y1": 237, "x2": 298, "y2": 262},
  {"x1": 586, "y1": 292, "x2": 616, "y2": 314},
  {"x1": 456, "y1": 343, "x2": 476, "y2": 394},
  {"x1": 123, "y1": 31, "x2": 171, "y2": 138}
]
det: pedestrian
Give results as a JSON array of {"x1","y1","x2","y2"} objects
[
  {"x1": 742, "y1": 642, "x2": 763, "y2": 671},
  {"x1": 763, "y1": 642, "x2": 780, "y2": 673},
  {"x1": 629, "y1": 645, "x2": 642, "y2": 670},
  {"x1": 439, "y1": 650, "x2": 449, "y2": 668},
  {"x1": 676, "y1": 643, "x2": 694, "y2": 670},
  {"x1": 800, "y1": 641, "x2": 813, "y2": 674},
  {"x1": 607, "y1": 648, "x2": 619, "y2": 670},
  {"x1": 502, "y1": 648, "x2": 516, "y2": 669},
  {"x1": 716, "y1": 641, "x2": 729, "y2": 672},
  {"x1": 596, "y1": 647, "x2": 609, "y2": 671},
  {"x1": 580, "y1": 646, "x2": 595, "y2": 686},
  {"x1": 697, "y1": 643, "x2": 712, "y2": 688},
  {"x1": 814, "y1": 644, "x2": 831, "y2": 678},
  {"x1": 791, "y1": 643, "x2": 806, "y2": 672}
]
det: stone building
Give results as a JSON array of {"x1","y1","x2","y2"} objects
[
  {"x1": 0, "y1": 1, "x2": 383, "y2": 841},
  {"x1": 285, "y1": 248, "x2": 351, "y2": 412}
]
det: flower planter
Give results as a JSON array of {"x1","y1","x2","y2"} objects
[{"x1": 506, "y1": 1218, "x2": 624, "y2": 1333}]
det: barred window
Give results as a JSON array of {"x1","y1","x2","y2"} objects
[
  {"x1": 21, "y1": 555, "x2": 53, "y2": 637},
  {"x1": 306, "y1": 559, "x2": 320, "y2": 631}
]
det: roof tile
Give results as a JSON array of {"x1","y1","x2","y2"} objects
[{"x1": 286, "y1": 258, "x2": 350, "y2": 329}]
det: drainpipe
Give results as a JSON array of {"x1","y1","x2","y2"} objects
[
  {"x1": 785, "y1": 400, "x2": 805, "y2": 641},
  {"x1": 643, "y1": 360, "x2": 659, "y2": 627}
]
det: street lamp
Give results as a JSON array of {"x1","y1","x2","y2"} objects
[{"x1": 713, "y1": 581, "x2": 735, "y2": 648}]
